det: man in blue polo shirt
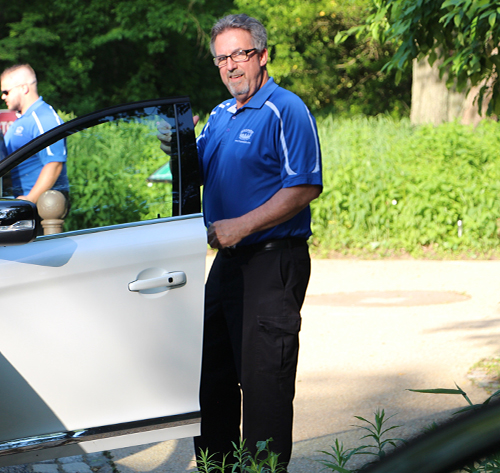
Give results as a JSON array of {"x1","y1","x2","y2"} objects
[
  {"x1": 193, "y1": 14, "x2": 322, "y2": 470},
  {"x1": 1, "y1": 64, "x2": 69, "y2": 203}
]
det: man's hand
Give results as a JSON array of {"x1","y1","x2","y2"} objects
[
  {"x1": 207, "y1": 185, "x2": 322, "y2": 250},
  {"x1": 156, "y1": 120, "x2": 172, "y2": 154},
  {"x1": 157, "y1": 115, "x2": 200, "y2": 155},
  {"x1": 207, "y1": 220, "x2": 245, "y2": 249},
  {"x1": 20, "y1": 162, "x2": 63, "y2": 204}
]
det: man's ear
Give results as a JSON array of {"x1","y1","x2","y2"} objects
[{"x1": 259, "y1": 48, "x2": 269, "y2": 67}]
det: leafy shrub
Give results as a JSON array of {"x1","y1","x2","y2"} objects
[
  {"x1": 311, "y1": 116, "x2": 500, "y2": 257},
  {"x1": 58, "y1": 109, "x2": 500, "y2": 259},
  {"x1": 60, "y1": 116, "x2": 172, "y2": 232}
]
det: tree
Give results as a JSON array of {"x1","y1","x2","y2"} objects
[
  {"x1": 340, "y1": 0, "x2": 500, "y2": 117},
  {"x1": 235, "y1": 0, "x2": 411, "y2": 116},
  {"x1": 0, "y1": 0, "x2": 412, "y2": 117},
  {"x1": 0, "y1": 0, "x2": 232, "y2": 115}
]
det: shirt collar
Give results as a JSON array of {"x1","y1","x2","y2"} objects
[
  {"x1": 22, "y1": 96, "x2": 44, "y2": 117},
  {"x1": 227, "y1": 77, "x2": 278, "y2": 114}
]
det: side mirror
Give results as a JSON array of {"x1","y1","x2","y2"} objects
[{"x1": 0, "y1": 199, "x2": 38, "y2": 246}]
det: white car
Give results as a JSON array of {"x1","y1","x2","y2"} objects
[{"x1": 0, "y1": 97, "x2": 206, "y2": 466}]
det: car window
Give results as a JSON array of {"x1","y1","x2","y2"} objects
[{"x1": 0, "y1": 98, "x2": 200, "y2": 236}]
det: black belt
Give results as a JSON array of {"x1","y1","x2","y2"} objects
[{"x1": 219, "y1": 238, "x2": 308, "y2": 257}]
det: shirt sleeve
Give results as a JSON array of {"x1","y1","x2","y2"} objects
[
  {"x1": 277, "y1": 97, "x2": 322, "y2": 189},
  {"x1": 32, "y1": 108, "x2": 67, "y2": 165}
]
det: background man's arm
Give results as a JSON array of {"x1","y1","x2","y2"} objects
[
  {"x1": 17, "y1": 161, "x2": 63, "y2": 203},
  {"x1": 208, "y1": 184, "x2": 322, "y2": 249}
]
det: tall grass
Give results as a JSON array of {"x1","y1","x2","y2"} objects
[{"x1": 312, "y1": 115, "x2": 500, "y2": 258}]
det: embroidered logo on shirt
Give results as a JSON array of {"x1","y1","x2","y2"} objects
[
  {"x1": 14, "y1": 126, "x2": 24, "y2": 136},
  {"x1": 236, "y1": 129, "x2": 254, "y2": 144}
]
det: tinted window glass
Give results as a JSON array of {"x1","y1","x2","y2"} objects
[
  {"x1": 0, "y1": 100, "x2": 200, "y2": 235},
  {"x1": 63, "y1": 106, "x2": 177, "y2": 232}
]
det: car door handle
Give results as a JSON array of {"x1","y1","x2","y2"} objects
[{"x1": 128, "y1": 271, "x2": 187, "y2": 292}]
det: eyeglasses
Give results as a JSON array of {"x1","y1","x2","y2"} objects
[
  {"x1": 213, "y1": 48, "x2": 258, "y2": 67},
  {"x1": 1, "y1": 81, "x2": 36, "y2": 96}
]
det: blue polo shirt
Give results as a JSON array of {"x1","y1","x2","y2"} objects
[
  {"x1": 197, "y1": 77, "x2": 322, "y2": 246},
  {"x1": 4, "y1": 97, "x2": 69, "y2": 197}
]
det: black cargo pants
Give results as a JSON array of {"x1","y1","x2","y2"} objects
[{"x1": 194, "y1": 239, "x2": 311, "y2": 469}]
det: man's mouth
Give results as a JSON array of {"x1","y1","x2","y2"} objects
[{"x1": 228, "y1": 72, "x2": 244, "y2": 80}]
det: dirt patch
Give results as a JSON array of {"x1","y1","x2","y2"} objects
[{"x1": 305, "y1": 290, "x2": 471, "y2": 307}]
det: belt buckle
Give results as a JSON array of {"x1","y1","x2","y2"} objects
[{"x1": 222, "y1": 245, "x2": 237, "y2": 257}]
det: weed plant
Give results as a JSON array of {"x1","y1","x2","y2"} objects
[
  {"x1": 319, "y1": 386, "x2": 500, "y2": 473},
  {"x1": 318, "y1": 409, "x2": 405, "y2": 472},
  {"x1": 195, "y1": 438, "x2": 286, "y2": 472}
]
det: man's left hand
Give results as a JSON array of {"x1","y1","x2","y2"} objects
[{"x1": 207, "y1": 220, "x2": 244, "y2": 249}]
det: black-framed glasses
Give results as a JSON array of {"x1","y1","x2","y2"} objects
[{"x1": 213, "y1": 48, "x2": 258, "y2": 67}]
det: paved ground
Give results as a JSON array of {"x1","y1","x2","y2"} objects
[{"x1": 4, "y1": 257, "x2": 500, "y2": 472}]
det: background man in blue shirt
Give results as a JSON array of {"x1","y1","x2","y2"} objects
[
  {"x1": 1, "y1": 64, "x2": 69, "y2": 203},
  {"x1": 193, "y1": 14, "x2": 323, "y2": 470}
]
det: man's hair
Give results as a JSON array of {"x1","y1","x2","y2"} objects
[
  {"x1": 210, "y1": 14, "x2": 267, "y2": 56},
  {"x1": 1, "y1": 64, "x2": 37, "y2": 83}
]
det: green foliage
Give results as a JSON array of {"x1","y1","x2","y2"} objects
[
  {"x1": 320, "y1": 395, "x2": 500, "y2": 472},
  {"x1": 0, "y1": 0, "x2": 232, "y2": 115},
  {"x1": 234, "y1": 0, "x2": 411, "y2": 116},
  {"x1": 0, "y1": 0, "x2": 409, "y2": 118},
  {"x1": 340, "y1": 0, "x2": 500, "y2": 115},
  {"x1": 319, "y1": 439, "x2": 365, "y2": 473},
  {"x1": 310, "y1": 115, "x2": 500, "y2": 257},
  {"x1": 353, "y1": 410, "x2": 405, "y2": 460},
  {"x1": 195, "y1": 438, "x2": 286, "y2": 472},
  {"x1": 319, "y1": 409, "x2": 404, "y2": 472},
  {"x1": 406, "y1": 385, "x2": 500, "y2": 473},
  {"x1": 409, "y1": 383, "x2": 500, "y2": 415},
  {"x1": 60, "y1": 115, "x2": 173, "y2": 232}
]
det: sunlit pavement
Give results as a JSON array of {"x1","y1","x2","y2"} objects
[{"x1": 110, "y1": 257, "x2": 500, "y2": 472}]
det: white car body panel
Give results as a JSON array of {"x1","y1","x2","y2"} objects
[{"x1": 0, "y1": 215, "x2": 206, "y2": 464}]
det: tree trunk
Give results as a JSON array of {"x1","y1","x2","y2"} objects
[{"x1": 410, "y1": 57, "x2": 489, "y2": 126}]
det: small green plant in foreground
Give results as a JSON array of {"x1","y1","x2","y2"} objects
[
  {"x1": 408, "y1": 382, "x2": 500, "y2": 415},
  {"x1": 407, "y1": 384, "x2": 500, "y2": 473},
  {"x1": 318, "y1": 409, "x2": 405, "y2": 472},
  {"x1": 195, "y1": 438, "x2": 286, "y2": 472},
  {"x1": 319, "y1": 386, "x2": 500, "y2": 473}
]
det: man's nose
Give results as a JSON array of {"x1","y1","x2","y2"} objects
[{"x1": 226, "y1": 57, "x2": 238, "y2": 70}]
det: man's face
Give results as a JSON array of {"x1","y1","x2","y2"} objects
[
  {"x1": 213, "y1": 28, "x2": 268, "y2": 108},
  {"x1": 1, "y1": 74, "x2": 23, "y2": 112}
]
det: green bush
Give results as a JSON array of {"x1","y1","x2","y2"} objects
[
  {"x1": 311, "y1": 116, "x2": 500, "y2": 258},
  {"x1": 61, "y1": 117, "x2": 173, "y2": 232},
  {"x1": 58, "y1": 110, "x2": 500, "y2": 259}
]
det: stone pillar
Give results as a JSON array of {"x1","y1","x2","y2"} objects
[{"x1": 37, "y1": 190, "x2": 68, "y2": 235}]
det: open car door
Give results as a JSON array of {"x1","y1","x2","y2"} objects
[{"x1": 0, "y1": 97, "x2": 205, "y2": 465}]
